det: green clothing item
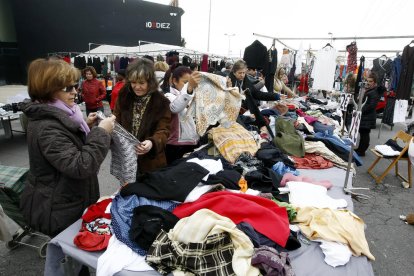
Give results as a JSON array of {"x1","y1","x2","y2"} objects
[
  {"x1": 273, "y1": 117, "x2": 305, "y2": 157},
  {"x1": 305, "y1": 110, "x2": 324, "y2": 118},
  {"x1": 272, "y1": 198, "x2": 297, "y2": 222}
]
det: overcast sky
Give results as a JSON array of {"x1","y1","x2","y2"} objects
[{"x1": 148, "y1": 0, "x2": 413, "y2": 61}]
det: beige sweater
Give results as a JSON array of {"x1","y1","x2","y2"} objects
[{"x1": 274, "y1": 78, "x2": 295, "y2": 97}]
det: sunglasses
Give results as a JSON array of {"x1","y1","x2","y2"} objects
[{"x1": 62, "y1": 84, "x2": 79, "y2": 92}]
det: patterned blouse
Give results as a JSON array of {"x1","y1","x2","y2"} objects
[{"x1": 131, "y1": 94, "x2": 152, "y2": 138}]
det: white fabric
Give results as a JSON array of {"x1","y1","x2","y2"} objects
[
  {"x1": 280, "y1": 53, "x2": 293, "y2": 69},
  {"x1": 325, "y1": 100, "x2": 339, "y2": 110},
  {"x1": 287, "y1": 181, "x2": 348, "y2": 209},
  {"x1": 374, "y1": 145, "x2": 401, "y2": 156},
  {"x1": 97, "y1": 235, "x2": 154, "y2": 276},
  {"x1": 297, "y1": 117, "x2": 315, "y2": 133},
  {"x1": 0, "y1": 204, "x2": 20, "y2": 242},
  {"x1": 165, "y1": 83, "x2": 199, "y2": 144},
  {"x1": 408, "y1": 139, "x2": 414, "y2": 165},
  {"x1": 295, "y1": 43, "x2": 304, "y2": 75},
  {"x1": 315, "y1": 239, "x2": 353, "y2": 267},
  {"x1": 311, "y1": 47, "x2": 338, "y2": 91},
  {"x1": 227, "y1": 188, "x2": 261, "y2": 196},
  {"x1": 104, "y1": 202, "x2": 112, "y2": 214},
  {"x1": 184, "y1": 184, "x2": 217, "y2": 203},
  {"x1": 186, "y1": 158, "x2": 223, "y2": 181},
  {"x1": 155, "y1": 71, "x2": 165, "y2": 84},
  {"x1": 393, "y1": 99, "x2": 408, "y2": 123}
]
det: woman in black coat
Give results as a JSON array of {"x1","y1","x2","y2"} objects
[
  {"x1": 21, "y1": 58, "x2": 116, "y2": 236},
  {"x1": 227, "y1": 60, "x2": 282, "y2": 129},
  {"x1": 355, "y1": 72, "x2": 381, "y2": 156},
  {"x1": 228, "y1": 59, "x2": 281, "y2": 107}
]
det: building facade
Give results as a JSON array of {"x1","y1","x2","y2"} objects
[{"x1": 1, "y1": 0, "x2": 184, "y2": 84}]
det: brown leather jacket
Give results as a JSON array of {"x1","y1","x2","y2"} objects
[{"x1": 114, "y1": 87, "x2": 171, "y2": 174}]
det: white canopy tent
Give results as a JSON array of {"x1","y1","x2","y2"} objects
[
  {"x1": 86, "y1": 43, "x2": 184, "y2": 55},
  {"x1": 85, "y1": 42, "x2": 227, "y2": 59}
]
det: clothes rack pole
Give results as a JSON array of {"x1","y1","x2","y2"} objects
[
  {"x1": 343, "y1": 81, "x2": 370, "y2": 199},
  {"x1": 252, "y1": 33, "x2": 297, "y2": 51}
]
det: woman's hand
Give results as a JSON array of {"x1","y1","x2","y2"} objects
[
  {"x1": 86, "y1": 112, "x2": 98, "y2": 128},
  {"x1": 226, "y1": 77, "x2": 232, "y2": 88},
  {"x1": 135, "y1": 140, "x2": 153, "y2": 155},
  {"x1": 187, "y1": 71, "x2": 201, "y2": 93},
  {"x1": 98, "y1": 115, "x2": 116, "y2": 133}
]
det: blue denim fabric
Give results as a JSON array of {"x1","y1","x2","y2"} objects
[
  {"x1": 111, "y1": 194, "x2": 178, "y2": 255},
  {"x1": 272, "y1": 161, "x2": 299, "y2": 176},
  {"x1": 313, "y1": 121, "x2": 335, "y2": 135},
  {"x1": 313, "y1": 132, "x2": 363, "y2": 166}
]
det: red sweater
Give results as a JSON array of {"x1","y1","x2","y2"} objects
[
  {"x1": 173, "y1": 191, "x2": 290, "y2": 247},
  {"x1": 110, "y1": 81, "x2": 125, "y2": 111},
  {"x1": 81, "y1": 79, "x2": 106, "y2": 109}
]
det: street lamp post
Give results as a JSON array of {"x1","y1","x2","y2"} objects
[
  {"x1": 207, "y1": 0, "x2": 212, "y2": 52},
  {"x1": 224, "y1": 33, "x2": 235, "y2": 57}
]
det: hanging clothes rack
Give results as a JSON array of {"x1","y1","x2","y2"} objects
[
  {"x1": 252, "y1": 33, "x2": 297, "y2": 51},
  {"x1": 262, "y1": 35, "x2": 414, "y2": 41},
  {"x1": 47, "y1": 51, "x2": 82, "y2": 57}
]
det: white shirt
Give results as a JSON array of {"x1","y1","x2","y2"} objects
[{"x1": 311, "y1": 47, "x2": 338, "y2": 91}]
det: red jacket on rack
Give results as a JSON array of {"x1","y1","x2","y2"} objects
[
  {"x1": 298, "y1": 74, "x2": 309, "y2": 93},
  {"x1": 81, "y1": 78, "x2": 106, "y2": 110}
]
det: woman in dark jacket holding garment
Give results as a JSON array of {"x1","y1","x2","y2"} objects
[
  {"x1": 21, "y1": 58, "x2": 115, "y2": 237},
  {"x1": 228, "y1": 59, "x2": 282, "y2": 128},
  {"x1": 113, "y1": 58, "x2": 172, "y2": 174},
  {"x1": 355, "y1": 72, "x2": 381, "y2": 156},
  {"x1": 228, "y1": 60, "x2": 282, "y2": 110}
]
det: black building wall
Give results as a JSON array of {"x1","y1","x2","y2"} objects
[{"x1": 10, "y1": 0, "x2": 183, "y2": 82}]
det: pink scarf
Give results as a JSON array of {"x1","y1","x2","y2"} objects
[{"x1": 48, "y1": 99, "x2": 90, "y2": 134}]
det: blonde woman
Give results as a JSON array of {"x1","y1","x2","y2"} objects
[{"x1": 274, "y1": 67, "x2": 297, "y2": 98}]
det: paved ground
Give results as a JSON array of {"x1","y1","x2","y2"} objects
[{"x1": 1, "y1": 87, "x2": 414, "y2": 275}]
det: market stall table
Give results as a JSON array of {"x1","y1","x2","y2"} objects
[
  {"x1": 45, "y1": 167, "x2": 374, "y2": 276},
  {"x1": 0, "y1": 111, "x2": 25, "y2": 138}
]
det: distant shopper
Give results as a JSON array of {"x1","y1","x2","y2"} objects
[
  {"x1": 113, "y1": 58, "x2": 171, "y2": 174},
  {"x1": 21, "y1": 58, "x2": 115, "y2": 236},
  {"x1": 355, "y1": 72, "x2": 381, "y2": 156},
  {"x1": 274, "y1": 67, "x2": 297, "y2": 98},
  {"x1": 154, "y1": 61, "x2": 169, "y2": 86},
  {"x1": 81, "y1": 66, "x2": 107, "y2": 116},
  {"x1": 189, "y1": 63, "x2": 199, "y2": 71},
  {"x1": 160, "y1": 62, "x2": 182, "y2": 94},
  {"x1": 110, "y1": 69, "x2": 126, "y2": 112},
  {"x1": 221, "y1": 61, "x2": 233, "y2": 76}
]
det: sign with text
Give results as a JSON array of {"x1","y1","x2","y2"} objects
[
  {"x1": 339, "y1": 93, "x2": 352, "y2": 111},
  {"x1": 145, "y1": 21, "x2": 171, "y2": 31},
  {"x1": 349, "y1": 110, "x2": 362, "y2": 146}
]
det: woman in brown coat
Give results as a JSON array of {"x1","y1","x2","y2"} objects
[{"x1": 114, "y1": 58, "x2": 171, "y2": 174}]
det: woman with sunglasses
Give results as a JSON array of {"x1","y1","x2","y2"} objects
[
  {"x1": 20, "y1": 58, "x2": 116, "y2": 237},
  {"x1": 81, "y1": 66, "x2": 107, "y2": 116}
]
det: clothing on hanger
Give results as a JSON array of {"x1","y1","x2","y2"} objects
[
  {"x1": 396, "y1": 44, "x2": 414, "y2": 100},
  {"x1": 346, "y1": 42, "x2": 358, "y2": 73}
]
